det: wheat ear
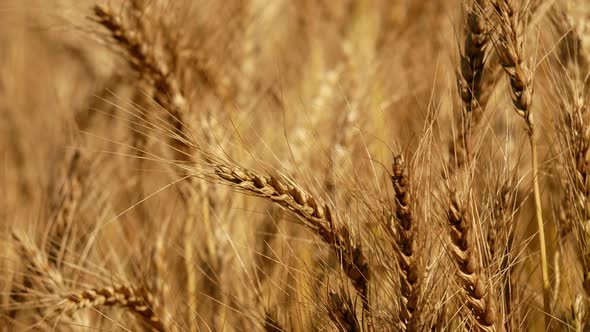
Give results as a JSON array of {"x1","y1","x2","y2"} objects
[
  {"x1": 327, "y1": 289, "x2": 361, "y2": 332},
  {"x1": 388, "y1": 155, "x2": 421, "y2": 330},
  {"x1": 491, "y1": 1, "x2": 551, "y2": 327},
  {"x1": 92, "y1": 6, "x2": 209, "y2": 329},
  {"x1": 92, "y1": 4, "x2": 186, "y2": 112},
  {"x1": 447, "y1": 191, "x2": 497, "y2": 331},
  {"x1": 213, "y1": 164, "x2": 370, "y2": 309},
  {"x1": 92, "y1": 3, "x2": 191, "y2": 159},
  {"x1": 61, "y1": 285, "x2": 164, "y2": 332},
  {"x1": 454, "y1": 0, "x2": 491, "y2": 167}
]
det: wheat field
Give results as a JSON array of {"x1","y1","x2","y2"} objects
[{"x1": 1, "y1": 0, "x2": 590, "y2": 331}]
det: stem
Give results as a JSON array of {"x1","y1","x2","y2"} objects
[{"x1": 529, "y1": 122, "x2": 551, "y2": 329}]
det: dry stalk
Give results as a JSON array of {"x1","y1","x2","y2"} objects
[
  {"x1": 447, "y1": 191, "x2": 497, "y2": 331},
  {"x1": 213, "y1": 164, "x2": 370, "y2": 309},
  {"x1": 491, "y1": 0, "x2": 551, "y2": 326},
  {"x1": 61, "y1": 285, "x2": 164, "y2": 332}
]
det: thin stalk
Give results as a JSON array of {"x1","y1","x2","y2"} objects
[
  {"x1": 529, "y1": 124, "x2": 551, "y2": 327},
  {"x1": 490, "y1": 0, "x2": 552, "y2": 326}
]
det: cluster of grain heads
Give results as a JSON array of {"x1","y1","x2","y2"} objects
[{"x1": 10, "y1": 0, "x2": 590, "y2": 330}]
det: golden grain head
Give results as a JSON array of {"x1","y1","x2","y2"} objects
[{"x1": 3, "y1": 0, "x2": 590, "y2": 331}]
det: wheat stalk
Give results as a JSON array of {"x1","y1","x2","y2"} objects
[{"x1": 490, "y1": 0, "x2": 551, "y2": 326}]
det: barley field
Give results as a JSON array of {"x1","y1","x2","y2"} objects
[{"x1": 1, "y1": 0, "x2": 589, "y2": 331}]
